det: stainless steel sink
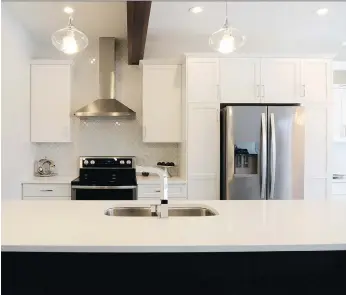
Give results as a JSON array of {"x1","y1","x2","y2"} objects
[
  {"x1": 105, "y1": 206, "x2": 218, "y2": 217},
  {"x1": 105, "y1": 207, "x2": 154, "y2": 217}
]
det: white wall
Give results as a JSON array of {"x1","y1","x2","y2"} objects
[
  {"x1": 1, "y1": 8, "x2": 35, "y2": 199},
  {"x1": 33, "y1": 40, "x2": 179, "y2": 176}
]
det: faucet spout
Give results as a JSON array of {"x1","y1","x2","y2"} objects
[{"x1": 136, "y1": 166, "x2": 169, "y2": 218}]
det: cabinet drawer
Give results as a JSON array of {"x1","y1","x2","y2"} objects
[
  {"x1": 138, "y1": 184, "x2": 187, "y2": 199},
  {"x1": 22, "y1": 184, "x2": 71, "y2": 198},
  {"x1": 330, "y1": 194, "x2": 346, "y2": 200},
  {"x1": 332, "y1": 183, "x2": 346, "y2": 195},
  {"x1": 23, "y1": 196, "x2": 71, "y2": 200}
]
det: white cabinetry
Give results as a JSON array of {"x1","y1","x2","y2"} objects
[
  {"x1": 22, "y1": 184, "x2": 71, "y2": 200},
  {"x1": 260, "y1": 58, "x2": 301, "y2": 103},
  {"x1": 30, "y1": 60, "x2": 72, "y2": 142},
  {"x1": 301, "y1": 60, "x2": 330, "y2": 103},
  {"x1": 304, "y1": 104, "x2": 330, "y2": 200},
  {"x1": 137, "y1": 183, "x2": 187, "y2": 200},
  {"x1": 187, "y1": 58, "x2": 219, "y2": 102},
  {"x1": 187, "y1": 103, "x2": 219, "y2": 200},
  {"x1": 219, "y1": 58, "x2": 302, "y2": 103},
  {"x1": 219, "y1": 58, "x2": 260, "y2": 103},
  {"x1": 142, "y1": 63, "x2": 182, "y2": 142},
  {"x1": 333, "y1": 86, "x2": 346, "y2": 141}
]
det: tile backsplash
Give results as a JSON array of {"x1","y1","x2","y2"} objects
[
  {"x1": 35, "y1": 119, "x2": 179, "y2": 176},
  {"x1": 34, "y1": 40, "x2": 180, "y2": 176}
]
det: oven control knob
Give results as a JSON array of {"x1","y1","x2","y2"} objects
[
  {"x1": 126, "y1": 160, "x2": 131, "y2": 165},
  {"x1": 84, "y1": 160, "x2": 89, "y2": 165},
  {"x1": 120, "y1": 160, "x2": 125, "y2": 164},
  {"x1": 90, "y1": 160, "x2": 95, "y2": 165}
]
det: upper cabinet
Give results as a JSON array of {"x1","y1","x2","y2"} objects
[
  {"x1": 260, "y1": 58, "x2": 301, "y2": 103},
  {"x1": 142, "y1": 63, "x2": 182, "y2": 143},
  {"x1": 301, "y1": 59, "x2": 330, "y2": 103},
  {"x1": 219, "y1": 58, "x2": 313, "y2": 104},
  {"x1": 187, "y1": 58, "x2": 219, "y2": 102},
  {"x1": 30, "y1": 61, "x2": 72, "y2": 143},
  {"x1": 219, "y1": 58, "x2": 260, "y2": 103}
]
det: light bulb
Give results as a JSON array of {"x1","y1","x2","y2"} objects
[
  {"x1": 62, "y1": 32, "x2": 78, "y2": 55},
  {"x1": 218, "y1": 33, "x2": 235, "y2": 54}
]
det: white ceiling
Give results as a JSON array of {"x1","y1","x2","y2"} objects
[
  {"x1": 3, "y1": 1, "x2": 346, "y2": 58},
  {"x1": 148, "y1": 1, "x2": 346, "y2": 58},
  {"x1": 3, "y1": 2, "x2": 126, "y2": 43}
]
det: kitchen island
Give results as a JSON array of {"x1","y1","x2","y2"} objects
[{"x1": 2, "y1": 200, "x2": 346, "y2": 294}]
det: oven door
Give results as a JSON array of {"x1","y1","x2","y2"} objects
[{"x1": 71, "y1": 185, "x2": 137, "y2": 200}]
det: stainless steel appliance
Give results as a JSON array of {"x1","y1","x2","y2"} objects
[
  {"x1": 220, "y1": 104, "x2": 305, "y2": 200},
  {"x1": 71, "y1": 156, "x2": 137, "y2": 200}
]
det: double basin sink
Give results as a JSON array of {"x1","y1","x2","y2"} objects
[{"x1": 105, "y1": 205, "x2": 218, "y2": 217}]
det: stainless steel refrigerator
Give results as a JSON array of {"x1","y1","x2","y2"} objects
[{"x1": 220, "y1": 105, "x2": 305, "y2": 200}]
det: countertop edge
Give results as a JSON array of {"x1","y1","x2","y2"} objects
[{"x1": 3, "y1": 244, "x2": 346, "y2": 253}]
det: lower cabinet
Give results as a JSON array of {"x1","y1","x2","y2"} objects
[
  {"x1": 22, "y1": 184, "x2": 71, "y2": 200},
  {"x1": 187, "y1": 176, "x2": 219, "y2": 201},
  {"x1": 137, "y1": 183, "x2": 187, "y2": 200},
  {"x1": 304, "y1": 178, "x2": 328, "y2": 200}
]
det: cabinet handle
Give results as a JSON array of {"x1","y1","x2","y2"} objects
[
  {"x1": 301, "y1": 84, "x2": 306, "y2": 97},
  {"x1": 40, "y1": 189, "x2": 53, "y2": 192},
  {"x1": 155, "y1": 190, "x2": 161, "y2": 193},
  {"x1": 216, "y1": 109, "x2": 220, "y2": 122},
  {"x1": 261, "y1": 85, "x2": 265, "y2": 98}
]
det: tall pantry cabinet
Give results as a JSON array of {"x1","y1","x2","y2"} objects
[{"x1": 183, "y1": 58, "x2": 220, "y2": 200}]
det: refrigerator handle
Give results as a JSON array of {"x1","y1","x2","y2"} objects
[
  {"x1": 261, "y1": 113, "x2": 267, "y2": 199},
  {"x1": 269, "y1": 113, "x2": 276, "y2": 199}
]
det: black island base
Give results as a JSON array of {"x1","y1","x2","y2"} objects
[{"x1": 2, "y1": 250, "x2": 346, "y2": 295}]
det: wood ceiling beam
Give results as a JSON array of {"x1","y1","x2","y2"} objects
[{"x1": 127, "y1": 1, "x2": 151, "y2": 65}]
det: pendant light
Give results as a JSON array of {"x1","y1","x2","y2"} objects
[
  {"x1": 51, "y1": 12, "x2": 88, "y2": 55},
  {"x1": 209, "y1": 1, "x2": 246, "y2": 54}
]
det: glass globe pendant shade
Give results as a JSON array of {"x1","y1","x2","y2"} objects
[
  {"x1": 51, "y1": 17, "x2": 88, "y2": 55},
  {"x1": 209, "y1": 19, "x2": 246, "y2": 54}
]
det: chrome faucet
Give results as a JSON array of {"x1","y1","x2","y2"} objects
[{"x1": 136, "y1": 166, "x2": 169, "y2": 218}]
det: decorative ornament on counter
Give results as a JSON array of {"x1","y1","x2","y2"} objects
[{"x1": 157, "y1": 162, "x2": 176, "y2": 178}]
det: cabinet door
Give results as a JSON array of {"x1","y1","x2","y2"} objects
[
  {"x1": 260, "y1": 58, "x2": 301, "y2": 103},
  {"x1": 188, "y1": 177, "x2": 219, "y2": 200},
  {"x1": 219, "y1": 58, "x2": 261, "y2": 103},
  {"x1": 187, "y1": 103, "x2": 219, "y2": 200},
  {"x1": 31, "y1": 64, "x2": 71, "y2": 142},
  {"x1": 142, "y1": 65, "x2": 182, "y2": 142},
  {"x1": 333, "y1": 87, "x2": 346, "y2": 140},
  {"x1": 304, "y1": 104, "x2": 331, "y2": 200},
  {"x1": 301, "y1": 60, "x2": 330, "y2": 103},
  {"x1": 304, "y1": 178, "x2": 327, "y2": 200},
  {"x1": 187, "y1": 58, "x2": 219, "y2": 102}
]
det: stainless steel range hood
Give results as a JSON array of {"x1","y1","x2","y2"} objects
[{"x1": 74, "y1": 37, "x2": 135, "y2": 119}]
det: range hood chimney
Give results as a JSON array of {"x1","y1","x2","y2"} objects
[{"x1": 74, "y1": 37, "x2": 136, "y2": 119}]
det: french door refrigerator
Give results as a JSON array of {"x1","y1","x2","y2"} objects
[{"x1": 220, "y1": 104, "x2": 305, "y2": 200}]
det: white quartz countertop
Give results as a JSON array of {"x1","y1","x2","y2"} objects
[
  {"x1": 22, "y1": 176, "x2": 77, "y2": 184},
  {"x1": 2, "y1": 200, "x2": 346, "y2": 253},
  {"x1": 136, "y1": 175, "x2": 186, "y2": 184}
]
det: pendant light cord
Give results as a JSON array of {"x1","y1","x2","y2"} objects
[{"x1": 224, "y1": 1, "x2": 229, "y2": 28}]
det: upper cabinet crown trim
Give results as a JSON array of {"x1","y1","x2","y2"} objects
[
  {"x1": 31, "y1": 60, "x2": 74, "y2": 65},
  {"x1": 140, "y1": 58, "x2": 183, "y2": 66}
]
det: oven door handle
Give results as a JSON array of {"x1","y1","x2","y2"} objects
[{"x1": 71, "y1": 185, "x2": 137, "y2": 189}]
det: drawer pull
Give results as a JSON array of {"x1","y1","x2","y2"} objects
[
  {"x1": 155, "y1": 190, "x2": 161, "y2": 193},
  {"x1": 40, "y1": 189, "x2": 53, "y2": 192}
]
